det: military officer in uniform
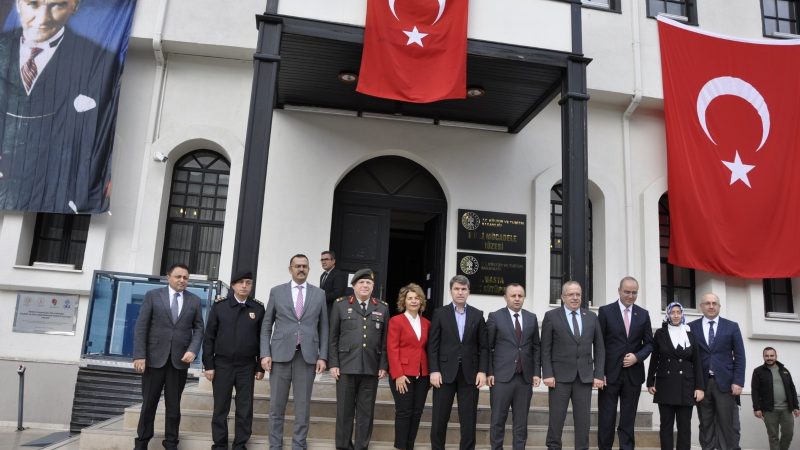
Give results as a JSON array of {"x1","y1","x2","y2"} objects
[
  {"x1": 202, "y1": 271, "x2": 265, "y2": 450},
  {"x1": 329, "y1": 268, "x2": 389, "y2": 450}
]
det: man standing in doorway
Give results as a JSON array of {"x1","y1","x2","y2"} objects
[
  {"x1": 597, "y1": 276, "x2": 653, "y2": 450},
  {"x1": 203, "y1": 271, "x2": 265, "y2": 450},
  {"x1": 486, "y1": 283, "x2": 541, "y2": 450},
  {"x1": 133, "y1": 263, "x2": 205, "y2": 450},
  {"x1": 428, "y1": 274, "x2": 488, "y2": 450},
  {"x1": 541, "y1": 280, "x2": 605, "y2": 450},
  {"x1": 329, "y1": 268, "x2": 389, "y2": 450},
  {"x1": 689, "y1": 293, "x2": 746, "y2": 450},
  {"x1": 320, "y1": 250, "x2": 348, "y2": 315},
  {"x1": 260, "y1": 254, "x2": 328, "y2": 450},
  {"x1": 752, "y1": 347, "x2": 800, "y2": 450}
]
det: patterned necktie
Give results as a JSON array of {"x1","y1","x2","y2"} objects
[
  {"x1": 320, "y1": 271, "x2": 329, "y2": 286},
  {"x1": 295, "y1": 286, "x2": 304, "y2": 319},
  {"x1": 21, "y1": 47, "x2": 43, "y2": 92},
  {"x1": 624, "y1": 307, "x2": 631, "y2": 337},
  {"x1": 514, "y1": 313, "x2": 523, "y2": 373},
  {"x1": 571, "y1": 311, "x2": 580, "y2": 338},
  {"x1": 708, "y1": 320, "x2": 716, "y2": 347},
  {"x1": 171, "y1": 292, "x2": 180, "y2": 323}
]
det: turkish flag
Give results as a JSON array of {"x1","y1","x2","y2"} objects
[
  {"x1": 659, "y1": 17, "x2": 800, "y2": 278},
  {"x1": 356, "y1": 0, "x2": 468, "y2": 103}
]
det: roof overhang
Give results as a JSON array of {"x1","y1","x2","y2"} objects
[{"x1": 260, "y1": 14, "x2": 583, "y2": 133}]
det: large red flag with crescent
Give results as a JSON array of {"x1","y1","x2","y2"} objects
[
  {"x1": 659, "y1": 17, "x2": 800, "y2": 278},
  {"x1": 357, "y1": 0, "x2": 468, "y2": 103}
]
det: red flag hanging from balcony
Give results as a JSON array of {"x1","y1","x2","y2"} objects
[
  {"x1": 356, "y1": 0, "x2": 468, "y2": 103},
  {"x1": 659, "y1": 16, "x2": 800, "y2": 278}
]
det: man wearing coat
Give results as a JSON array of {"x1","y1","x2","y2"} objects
[
  {"x1": 133, "y1": 263, "x2": 205, "y2": 450},
  {"x1": 541, "y1": 280, "x2": 605, "y2": 450},
  {"x1": 597, "y1": 276, "x2": 653, "y2": 450},
  {"x1": 428, "y1": 274, "x2": 488, "y2": 450},
  {"x1": 320, "y1": 250, "x2": 348, "y2": 315},
  {"x1": 260, "y1": 254, "x2": 328, "y2": 450},
  {"x1": 486, "y1": 283, "x2": 541, "y2": 450},
  {"x1": 203, "y1": 271, "x2": 265, "y2": 450},
  {"x1": 328, "y1": 268, "x2": 389, "y2": 450},
  {"x1": 689, "y1": 293, "x2": 746, "y2": 450},
  {"x1": 752, "y1": 347, "x2": 800, "y2": 450}
]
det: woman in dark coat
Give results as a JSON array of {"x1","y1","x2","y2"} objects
[{"x1": 646, "y1": 302, "x2": 705, "y2": 450}]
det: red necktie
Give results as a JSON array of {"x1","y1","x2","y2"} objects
[
  {"x1": 514, "y1": 313, "x2": 522, "y2": 373},
  {"x1": 21, "y1": 47, "x2": 43, "y2": 92}
]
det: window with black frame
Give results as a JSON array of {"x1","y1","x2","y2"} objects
[
  {"x1": 659, "y1": 193, "x2": 696, "y2": 309},
  {"x1": 161, "y1": 150, "x2": 230, "y2": 280},
  {"x1": 647, "y1": 0, "x2": 697, "y2": 24},
  {"x1": 550, "y1": 183, "x2": 593, "y2": 305},
  {"x1": 582, "y1": 0, "x2": 619, "y2": 12},
  {"x1": 763, "y1": 278, "x2": 795, "y2": 314},
  {"x1": 762, "y1": 0, "x2": 799, "y2": 37},
  {"x1": 30, "y1": 213, "x2": 91, "y2": 269}
]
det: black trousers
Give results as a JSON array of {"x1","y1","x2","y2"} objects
[
  {"x1": 658, "y1": 403, "x2": 694, "y2": 450},
  {"x1": 211, "y1": 358, "x2": 257, "y2": 449},
  {"x1": 389, "y1": 375, "x2": 430, "y2": 450},
  {"x1": 134, "y1": 360, "x2": 188, "y2": 450},
  {"x1": 430, "y1": 366, "x2": 479, "y2": 450},
  {"x1": 335, "y1": 373, "x2": 379, "y2": 450},
  {"x1": 597, "y1": 376, "x2": 642, "y2": 450}
]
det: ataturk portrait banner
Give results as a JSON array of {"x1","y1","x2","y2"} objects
[{"x1": 0, "y1": 0, "x2": 136, "y2": 214}]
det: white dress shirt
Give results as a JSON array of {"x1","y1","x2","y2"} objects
[
  {"x1": 507, "y1": 308, "x2": 523, "y2": 329},
  {"x1": 291, "y1": 281, "x2": 308, "y2": 309},
  {"x1": 167, "y1": 287, "x2": 184, "y2": 315},
  {"x1": 404, "y1": 311, "x2": 422, "y2": 340}
]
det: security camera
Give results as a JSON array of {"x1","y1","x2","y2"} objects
[{"x1": 153, "y1": 152, "x2": 168, "y2": 163}]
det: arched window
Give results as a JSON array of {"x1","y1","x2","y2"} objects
[
  {"x1": 550, "y1": 183, "x2": 593, "y2": 304},
  {"x1": 161, "y1": 150, "x2": 230, "y2": 280},
  {"x1": 659, "y1": 193, "x2": 695, "y2": 308}
]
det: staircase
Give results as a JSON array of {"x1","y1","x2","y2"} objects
[
  {"x1": 69, "y1": 365, "x2": 144, "y2": 433},
  {"x1": 75, "y1": 373, "x2": 663, "y2": 449}
]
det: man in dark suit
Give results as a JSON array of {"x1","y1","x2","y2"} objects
[
  {"x1": 597, "y1": 276, "x2": 653, "y2": 450},
  {"x1": 541, "y1": 280, "x2": 605, "y2": 450},
  {"x1": 133, "y1": 263, "x2": 205, "y2": 450},
  {"x1": 428, "y1": 274, "x2": 488, "y2": 450},
  {"x1": 328, "y1": 268, "x2": 389, "y2": 450},
  {"x1": 320, "y1": 250, "x2": 347, "y2": 315},
  {"x1": 203, "y1": 271, "x2": 265, "y2": 450},
  {"x1": 0, "y1": 0, "x2": 121, "y2": 213},
  {"x1": 689, "y1": 293, "x2": 746, "y2": 450},
  {"x1": 486, "y1": 283, "x2": 541, "y2": 450},
  {"x1": 260, "y1": 254, "x2": 328, "y2": 450}
]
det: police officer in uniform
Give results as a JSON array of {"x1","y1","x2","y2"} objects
[
  {"x1": 329, "y1": 268, "x2": 389, "y2": 450},
  {"x1": 202, "y1": 271, "x2": 265, "y2": 450}
]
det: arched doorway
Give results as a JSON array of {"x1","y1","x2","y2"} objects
[{"x1": 330, "y1": 156, "x2": 447, "y2": 316}]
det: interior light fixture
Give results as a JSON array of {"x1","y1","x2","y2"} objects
[
  {"x1": 466, "y1": 86, "x2": 485, "y2": 98},
  {"x1": 338, "y1": 71, "x2": 358, "y2": 83}
]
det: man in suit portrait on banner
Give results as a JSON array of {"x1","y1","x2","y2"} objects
[
  {"x1": 689, "y1": 293, "x2": 746, "y2": 450},
  {"x1": 0, "y1": 0, "x2": 127, "y2": 213},
  {"x1": 260, "y1": 254, "x2": 328, "y2": 450},
  {"x1": 132, "y1": 263, "x2": 205, "y2": 450},
  {"x1": 427, "y1": 274, "x2": 488, "y2": 450},
  {"x1": 541, "y1": 280, "x2": 605, "y2": 450},
  {"x1": 486, "y1": 283, "x2": 541, "y2": 450},
  {"x1": 597, "y1": 276, "x2": 653, "y2": 450}
]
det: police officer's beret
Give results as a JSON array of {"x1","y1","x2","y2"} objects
[
  {"x1": 231, "y1": 270, "x2": 253, "y2": 285},
  {"x1": 351, "y1": 268, "x2": 374, "y2": 285}
]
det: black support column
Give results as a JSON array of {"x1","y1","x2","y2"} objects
[
  {"x1": 560, "y1": 0, "x2": 591, "y2": 307},
  {"x1": 232, "y1": 5, "x2": 282, "y2": 293}
]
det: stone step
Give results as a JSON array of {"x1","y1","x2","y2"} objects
[
  {"x1": 80, "y1": 416, "x2": 666, "y2": 450},
  {"x1": 179, "y1": 387, "x2": 652, "y2": 427}
]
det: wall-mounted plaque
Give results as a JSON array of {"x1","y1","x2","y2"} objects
[
  {"x1": 13, "y1": 292, "x2": 79, "y2": 335},
  {"x1": 457, "y1": 209, "x2": 526, "y2": 254},
  {"x1": 456, "y1": 252, "x2": 526, "y2": 296}
]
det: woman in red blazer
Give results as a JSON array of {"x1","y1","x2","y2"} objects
[{"x1": 387, "y1": 283, "x2": 430, "y2": 450}]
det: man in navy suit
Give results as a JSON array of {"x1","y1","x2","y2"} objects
[
  {"x1": 0, "y1": 0, "x2": 121, "y2": 213},
  {"x1": 486, "y1": 283, "x2": 541, "y2": 450},
  {"x1": 133, "y1": 263, "x2": 205, "y2": 450},
  {"x1": 597, "y1": 276, "x2": 653, "y2": 450},
  {"x1": 428, "y1": 274, "x2": 488, "y2": 450},
  {"x1": 689, "y1": 293, "x2": 746, "y2": 450}
]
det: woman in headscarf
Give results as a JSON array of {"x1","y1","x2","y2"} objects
[{"x1": 646, "y1": 302, "x2": 705, "y2": 450}]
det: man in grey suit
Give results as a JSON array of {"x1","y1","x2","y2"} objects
[
  {"x1": 487, "y1": 283, "x2": 541, "y2": 450},
  {"x1": 260, "y1": 254, "x2": 328, "y2": 450},
  {"x1": 133, "y1": 263, "x2": 205, "y2": 450},
  {"x1": 541, "y1": 281, "x2": 605, "y2": 450}
]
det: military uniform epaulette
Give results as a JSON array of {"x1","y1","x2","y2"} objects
[
  {"x1": 336, "y1": 296, "x2": 347, "y2": 303},
  {"x1": 251, "y1": 298, "x2": 263, "y2": 306},
  {"x1": 214, "y1": 295, "x2": 226, "y2": 303}
]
